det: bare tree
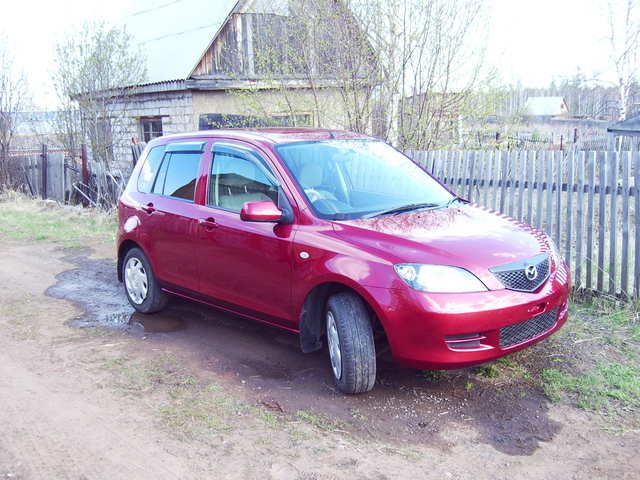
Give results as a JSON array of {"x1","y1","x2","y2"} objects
[
  {"x1": 0, "y1": 39, "x2": 28, "y2": 186},
  {"x1": 607, "y1": 0, "x2": 640, "y2": 120},
  {"x1": 53, "y1": 22, "x2": 146, "y2": 169},
  {"x1": 238, "y1": 0, "x2": 487, "y2": 148}
]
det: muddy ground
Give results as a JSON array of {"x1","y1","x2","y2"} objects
[{"x1": 1, "y1": 238, "x2": 638, "y2": 479}]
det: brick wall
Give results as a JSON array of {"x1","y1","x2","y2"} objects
[{"x1": 110, "y1": 90, "x2": 194, "y2": 172}]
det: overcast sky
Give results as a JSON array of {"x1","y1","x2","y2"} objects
[{"x1": 0, "y1": 0, "x2": 616, "y2": 109}]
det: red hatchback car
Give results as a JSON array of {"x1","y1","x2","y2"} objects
[{"x1": 117, "y1": 128, "x2": 570, "y2": 394}]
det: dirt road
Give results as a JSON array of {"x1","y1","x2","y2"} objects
[{"x1": 0, "y1": 239, "x2": 638, "y2": 479}]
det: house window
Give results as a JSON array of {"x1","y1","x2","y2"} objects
[{"x1": 140, "y1": 117, "x2": 163, "y2": 142}]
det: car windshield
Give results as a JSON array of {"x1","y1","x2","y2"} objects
[{"x1": 276, "y1": 139, "x2": 453, "y2": 220}]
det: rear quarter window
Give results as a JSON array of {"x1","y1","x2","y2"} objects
[{"x1": 137, "y1": 146, "x2": 166, "y2": 193}]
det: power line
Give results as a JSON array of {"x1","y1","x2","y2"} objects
[
  {"x1": 138, "y1": 22, "x2": 223, "y2": 44},
  {"x1": 122, "y1": 0, "x2": 186, "y2": 19}
]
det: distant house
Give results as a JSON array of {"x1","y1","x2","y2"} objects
[
  {"x1": 13, "y1": 111, "x2": 58, "y2": 149},
  {"x1": 523, "y1": 96, "x2": 570, "y2": 119},
  {"x1": 607, "y1": 114, "x2": 640, "y2": 151},
  {"x1": 107, "y1": 0, "x2": 370, "y2": 168}
]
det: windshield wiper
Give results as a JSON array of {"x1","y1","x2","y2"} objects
[
  {"x1": 442, "y1": 195, "x2": 464, "y2": 208},
  {"x1": 363, "y1": 202, "x2": 442, "y2": 218}
]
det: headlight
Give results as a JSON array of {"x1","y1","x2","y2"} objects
[
  {"x1": 546, "y1": 235, "x2": 562, "y2": 263},
  {"x1": 394, "y1": 264, "x2": 487, "y2": 293}
]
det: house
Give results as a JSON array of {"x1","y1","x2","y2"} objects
[
  {"x1": 523, "y1": 96, "x2": 570, "y2": 119},
  {"x1": 108, "y1": 0, "x2": 371, "y2": 168},
  {"x1": 607, "y1": 114, "x2": 640, "y2": 151},
  {"x1": 12, "y1": 111, "x2": 58, "y2": 150}
]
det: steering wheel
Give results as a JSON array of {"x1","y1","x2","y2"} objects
[{"x1": 304, "y1": 188, "x2": 338, "y2": 203}]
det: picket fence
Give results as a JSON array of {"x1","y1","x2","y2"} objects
[{"x1": 406, "y1": 149, "x2": 640, "y2": 298}]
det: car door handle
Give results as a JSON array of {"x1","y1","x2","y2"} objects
[
  {"x1": 198, "y1": 217, "x2": 218, "y2": 230},
  {"x1": 141, "y1": 202, "x2": 155, "y2": 214}
]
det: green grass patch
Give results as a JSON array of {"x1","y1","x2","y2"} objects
[
  {"x1": 0, "y1": 194, "x2": 116, "y2": 247},
  {"x1": 296, "y1": 409, "x2": 342, "y2": 431},
  {"x1": 543, "y1": 363, "x2": 640, "y2": 412}
]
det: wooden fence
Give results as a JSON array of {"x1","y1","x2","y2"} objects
[
  {"x1": 12, "y1": 148, "x2": 70, "y2": 202},
  {"x1": 9, "y1": 145, "x2": 127, "y2": 207},
  {"x1": 407, "y1": 150, "x2": 640, "y2": 298}
]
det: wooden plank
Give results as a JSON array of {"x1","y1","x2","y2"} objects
[
  {"x1": 535, "y1": 150, "x2": 544, "y2": 229},
  {"x1": 443, "y1": 150, "x2": 451, "y2": 187},
  {"x1": 621, "y1": 151, "x2": 630, "y2": 296},
  {"x1": 609, "y1": 152, "x2": 619, "y2": 295},
  {"x1": 482, "y1": 151, "x2": 490, "y2": 207},
  {"x1": 467, "y1": 151, "x2": 476, "y2": 201},
  {"x1": 527, "y1": 150, "x2": 534, "y2": 224},
  {"x1": 436, "y1": 151, "x2": 444, "y2": 183},
  {"x1": 452, "y1": 151, "x2": 461, "y2": 193},
  {"x1": 586, "y1": 152, "x2": 596, "y2": 290},
  {"x1": 460, "y1": 151, "x2": 469, "y2": 198},
  {"x1": 555, "y1": 151, "x2": 562, "y2": 248},
  {"x1": 597, "y1": 151, "x2": 607, "y2": 292},
  {"x1": 41, "y1": 144, "x2": 48, "y2": 200},
  {"x1": 500, "y1": 151, "x2": 508, "y2": 213},
  {"x1": 575, "y1": 151, "x2": 585, "y2": 288},
  {"x1": 508, "y1": 151, "x2": 516, "y2": 217},
  {"x1": 493, "y1": 151, "x2": 501, "y2": 211},
  {"x1": 635, "y1": 151, "x2": 640, "y2": 297},
  {"x1": 565, "y1": 151, "x2": 574, "y2": 271},
  {"x1": 546, "y1": 151, "x2": 553, "y2": 233},
  {"x1": 517, "y1": 151, "x2": 526, "y2": 220}
]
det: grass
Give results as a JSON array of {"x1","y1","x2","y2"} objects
[
  {"x1": 536, "y1": 295, "x2": 640, "y2": 421},
  {"x1": 0, "y1": 192, "x2": 116, "y2": 247},
  {"x1": 296, "y1": 409, "x2": 342, "y2": 431},
  {"x1": 543, "y1": 363, "x2": 640, "y2": 411}
]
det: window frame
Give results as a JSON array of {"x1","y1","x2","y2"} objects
[
  {"x1": 147, "y1": 142, "x2": 206, "y2": 203},
  {"x1": 206, "y1": 142, "x2": 281, "y2": 214},
  {"x1": 140, "y1": 116, "x2": 164, "y2": 143}
]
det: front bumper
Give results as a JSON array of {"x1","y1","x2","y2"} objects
[{"x1": 374, "y1": 264, "x2": 571, "y2": 369}]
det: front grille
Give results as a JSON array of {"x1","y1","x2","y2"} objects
[
  {"x1": 490, "y1": 253, "x2": 550, "y2": 292},
  {"x1": 500, "y1": 307, "x2": 558, "y2": 348}
]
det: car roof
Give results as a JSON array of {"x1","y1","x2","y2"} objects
[{"x1": 152, "y1": 128, "x2": 373, "y2": 146}]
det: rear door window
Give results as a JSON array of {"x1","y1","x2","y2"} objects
[
  {"x1": 137, "y1": 146, "x2": 166, "y2": 193},
  {"x1": 160, "y1": 153, "x2": 201, "y2": 201}
]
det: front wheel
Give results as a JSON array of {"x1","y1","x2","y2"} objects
[
  {"x1": 326, "y1": 292, "x2": 376, "y2": 394},
  {"x1": 122, "y1": 247, "x2": 167, "y2": 313}
]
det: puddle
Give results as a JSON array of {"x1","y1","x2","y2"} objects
[
  {"x1": 128, "y1": 311, "x2": 186, "y2": 333},
  {"x1": 46, "y1": 248, "x2": 562, "y2": 455}
]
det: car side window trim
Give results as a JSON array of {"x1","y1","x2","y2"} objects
[
  {"x1": 166, "y1": 141, "x2": 206, "y2": 153},
  {"x1": 151, "y1": 152, "x2": 171, "y2": 195},
  {"x1": 136, "y1": 145, "x2": 166, "y2": 193},
  {"x1": 211, "y1": 143, "x2": 280, "y2": 187}
]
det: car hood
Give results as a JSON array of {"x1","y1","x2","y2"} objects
[{"x1": 333, "y1": 203, "x2": 551, "y2": 281}]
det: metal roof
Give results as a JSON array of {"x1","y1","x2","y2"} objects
[
  {"x1": 124, "y1": 0, "x2": 240, "y2": 85},
  {"x1": 524, "y1": 97, "x2": 569, "y2": 116},
  {"x1": 607, "y1": 114, "x2": 640, "y2": 134}
]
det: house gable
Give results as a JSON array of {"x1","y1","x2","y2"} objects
[{"x1": 190, "y1": 0, "x2": 372, "y2": 83}]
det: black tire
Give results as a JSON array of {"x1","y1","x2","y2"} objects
[
  {"x1": 326, "y1": 292, "x2": 376, "y2": 394},
  {"x1": 122, "y1": 247, "x2": 167, "y2": 314}
]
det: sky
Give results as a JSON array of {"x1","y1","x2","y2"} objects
[{"x1": 0, "y1": 0, "x2": 619, "y2": 109}]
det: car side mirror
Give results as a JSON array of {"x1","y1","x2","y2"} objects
[{"x1": 240, "y1": 200, "x2": 284, "y2": 223}]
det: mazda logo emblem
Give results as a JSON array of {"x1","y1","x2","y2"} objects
[{"x1": 525, "y1": 264, "x2": 538, "y2": 281}]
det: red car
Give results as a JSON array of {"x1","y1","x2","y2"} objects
[{"x1": 117, "y1": 128, "x2": 570, "y2": 394}]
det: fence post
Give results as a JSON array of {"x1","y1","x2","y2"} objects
[
  {"x1": 40, "y1": 144, "x2": 48, "y2": 200},
  {"x1": 81, "y1": 144, "x2": 89, "y2": 186}
]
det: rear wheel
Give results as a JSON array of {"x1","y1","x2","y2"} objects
[
  {"x1": 122, "y1": 247, "x2": 167, "y2": 313},
  {"x1": 326, "y1": 292, "x2": 376, "y2": 394}
]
